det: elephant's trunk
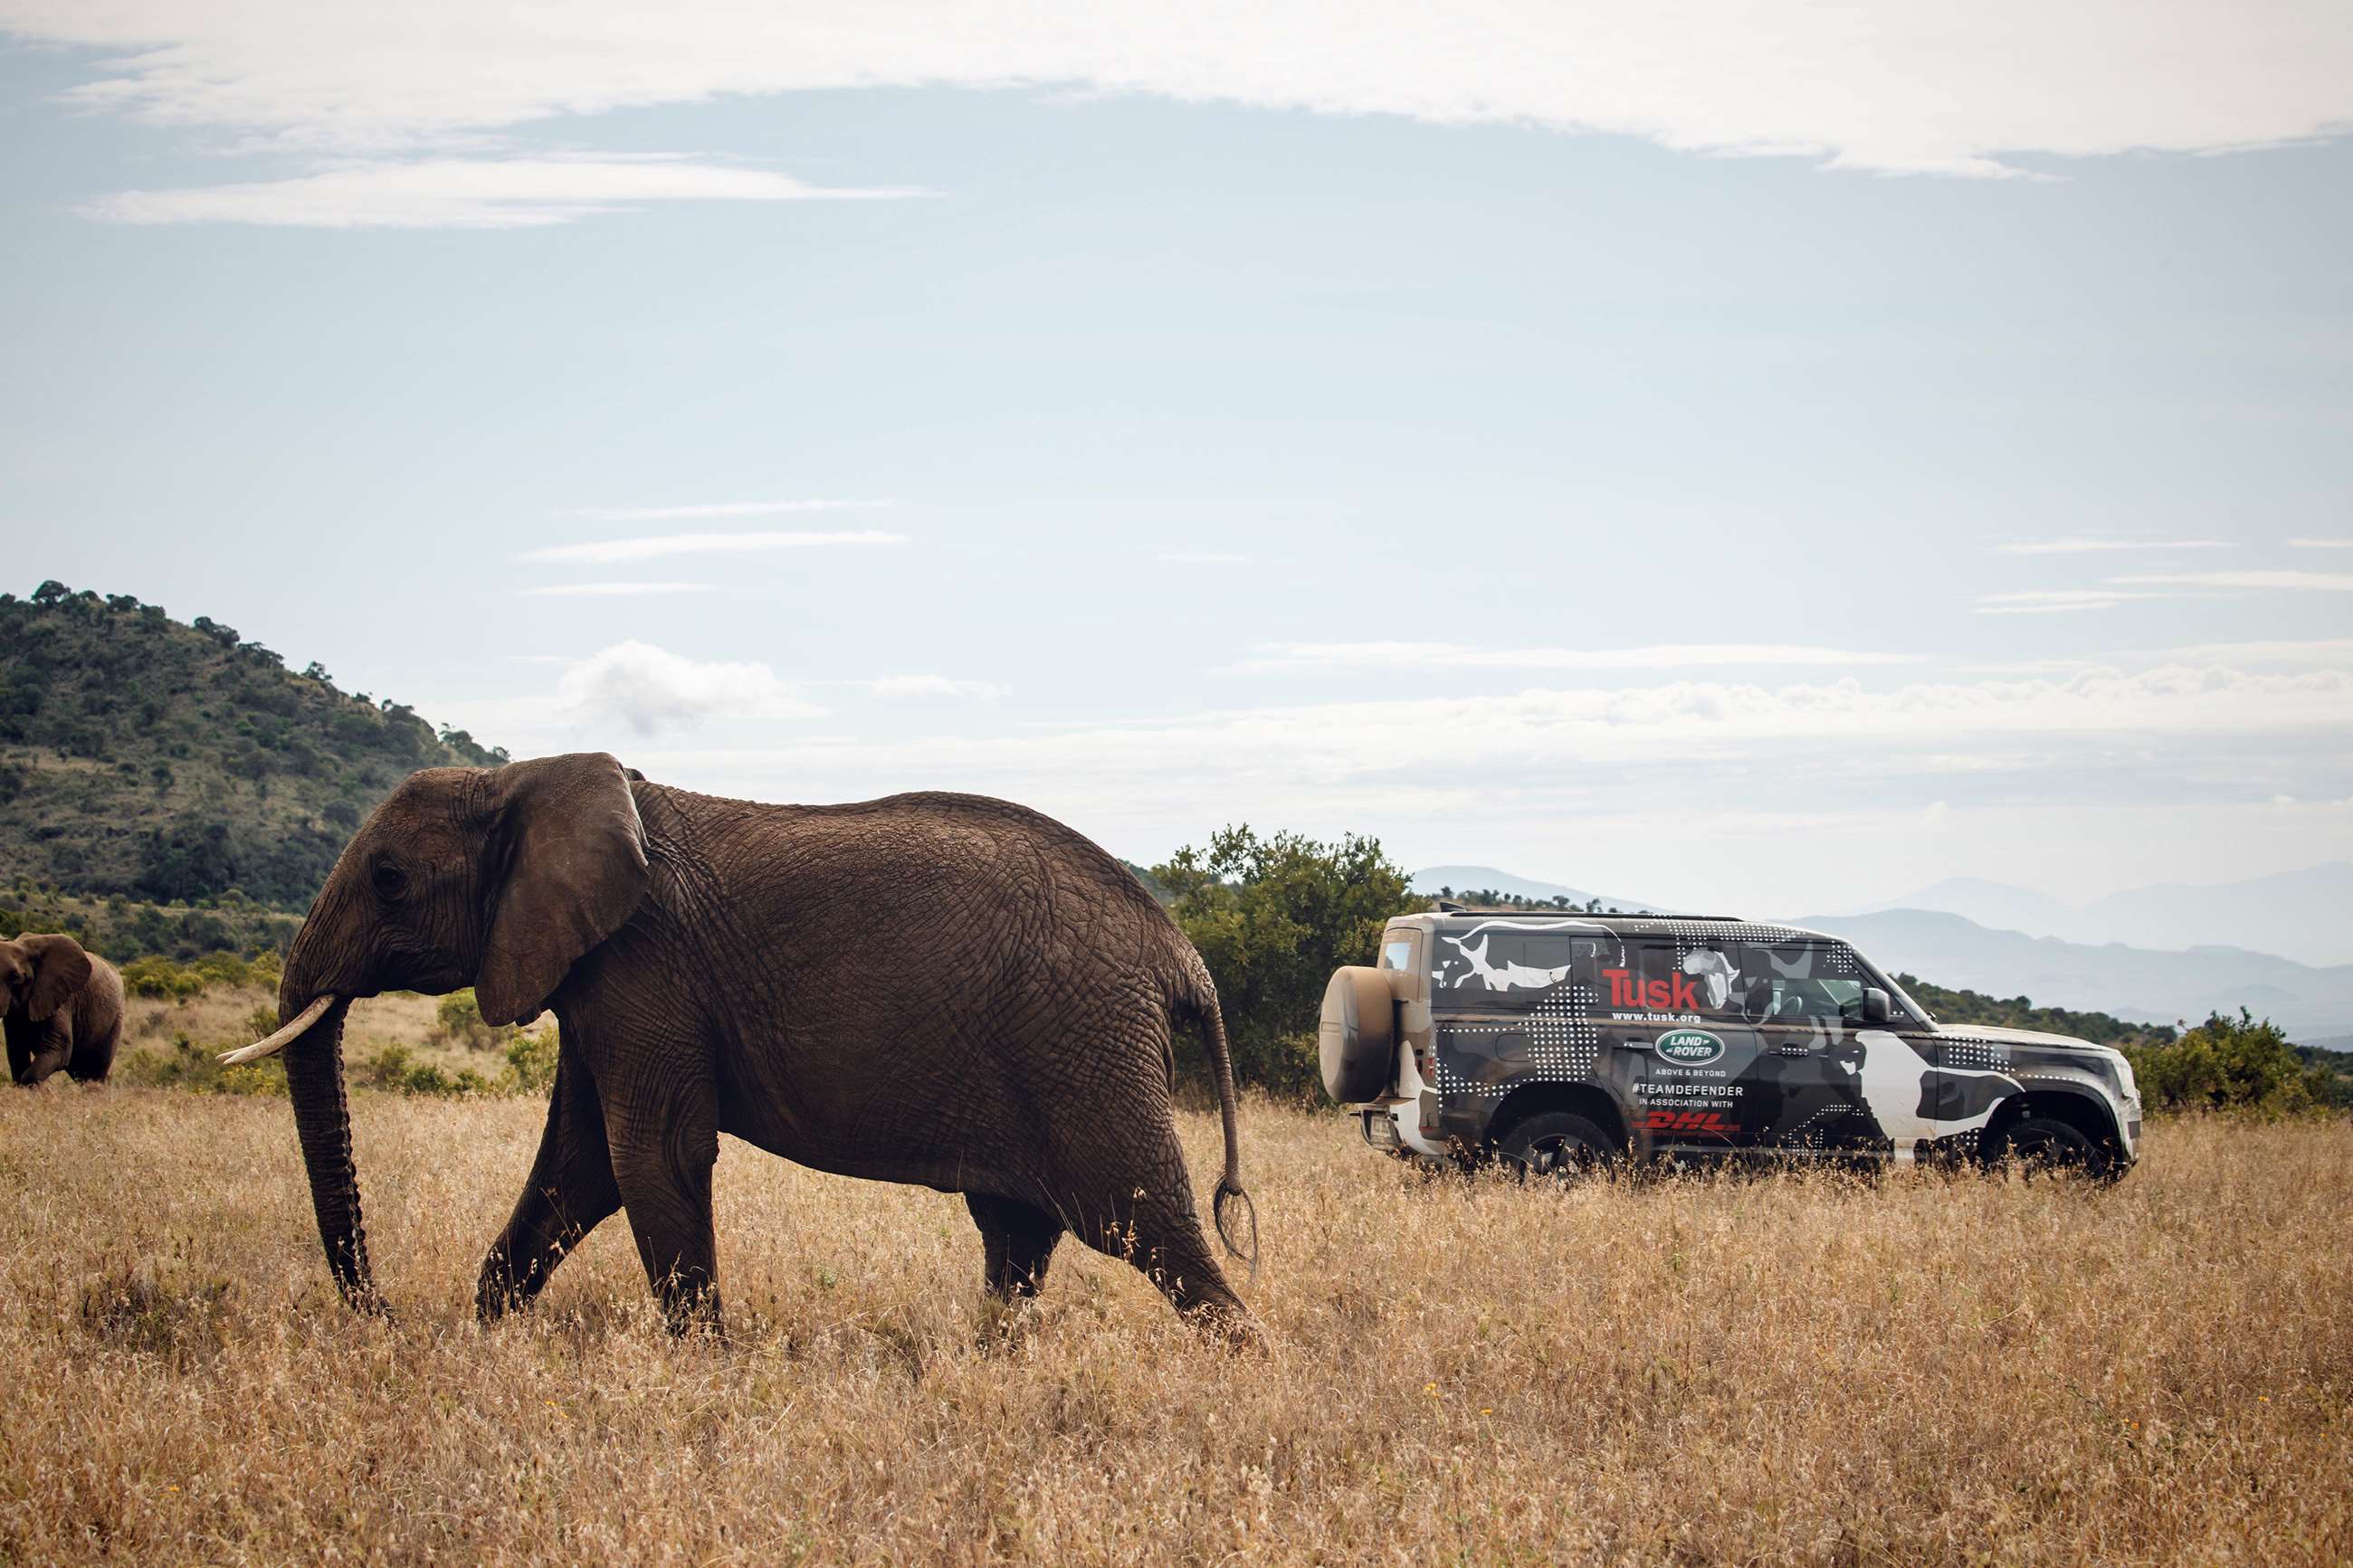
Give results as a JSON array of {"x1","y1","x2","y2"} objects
[{"x1": 281, "y1": 996, "x2": 378, "y2": 1311}]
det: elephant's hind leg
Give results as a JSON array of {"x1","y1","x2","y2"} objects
[
  {"x1": 966, "y1": 1192, "x2": 1063, "y2": 1300},
  {"x1": 1062, "y1": 1130, "x2": 1253, "y2": 1342},
  {"x1": 478, "y1": 1048, "x2": 623, "y2": 1320}
]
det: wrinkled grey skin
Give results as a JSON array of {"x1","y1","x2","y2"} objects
[
  {"x1": 4, "y1": 934, "x2": 123, "y2": 1087},
  {"x1": 269, "y1": 753, "x2": 1255, "y2": 1338}
]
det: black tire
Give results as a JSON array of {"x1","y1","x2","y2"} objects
[
  {"x1": 1496, "y1": 1111, "x2": 1619, "y2": 1183},
  {"x1": 1986, "y1": 1114, "x2": 2118, "y2": 1182}
]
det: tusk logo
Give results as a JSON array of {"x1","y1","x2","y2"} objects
[{"x1": 1653, "y1": 1027, "x2": 1726, "y2": 1066}]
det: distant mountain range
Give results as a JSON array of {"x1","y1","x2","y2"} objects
[
  {"x1": 1411, "y1": 861, "x2": 2353, "y2": 1046},
  {"x1": 1795, "y1": 909, "x2": 2353, "y2": 1044},
  {"x1": 1849, "y1": 864, "x2": 2353, "y2": 969}
]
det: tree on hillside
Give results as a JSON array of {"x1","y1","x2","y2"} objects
[{"x1": 1154, "y1": 826, "x2": 1418, "y2": 1099}]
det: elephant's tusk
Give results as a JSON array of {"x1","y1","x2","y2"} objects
[{"x1": 219, "y1": 995, "x2": 338, "y2": 1066}]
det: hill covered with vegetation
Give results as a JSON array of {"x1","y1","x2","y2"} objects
[
  {"x1": 1891, "y1": 973, "x2": 2173, "y2": 1047},
  {"x1": 0, "y1": 580, "x2": 504, "y2": 911}
]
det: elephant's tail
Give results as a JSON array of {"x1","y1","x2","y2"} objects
[{"x1": 1175, "y1": 950, "x2": 1258, "y2": 1282}]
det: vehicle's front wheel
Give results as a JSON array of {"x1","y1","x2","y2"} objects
[
  {"x1": 1985, "y1": 1114, "x2": 2119, "y2": 1181},
  {"x1": 1496, "y1": 1112, "x2": 1619, "y2": 1183}
]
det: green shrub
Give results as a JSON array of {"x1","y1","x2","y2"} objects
[
  {"x1": 358, "y1": 1042, "x2": 494, "y2": 1098},
  {"x1": 503, "y1": 1028, "x2": 559, "y2": 1094},
  {"x1": 120, "y1": 955, "x2": 205, "y2": 1002},
  {"x1": 118, "y1": 1032, "x2": 287, "y2": 1096},
  {"x1": 2120, "y1": 1010, "x2": 2341, "y2": 1117},
  {"x1": 433, "y1": 988, "x2": 514, "y2": 1051},
  {"x1": 1153, "y1": 824, "x2": 1420, "y2": 1101}
]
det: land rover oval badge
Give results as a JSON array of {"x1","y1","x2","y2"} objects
[{"x1": 1653, "y1": 1027, "x2": 1726, "y2": 1066}]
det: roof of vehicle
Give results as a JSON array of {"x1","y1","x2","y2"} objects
[{"x1": 1394, "y1": 908, "x2": 1842, "y2": 946}]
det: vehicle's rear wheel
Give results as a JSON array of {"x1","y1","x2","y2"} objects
[
  {"x1": 1497, "y1": 1112, "x2": 1618, "y2": 1183},
  {"x1": 1986, "y1": 1114, "x2": 2118, "y2": 1181}
]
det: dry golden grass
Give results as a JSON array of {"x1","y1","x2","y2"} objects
[{"x1": 1, "y1": 1086, "x2": 2347, "y2": 1565}]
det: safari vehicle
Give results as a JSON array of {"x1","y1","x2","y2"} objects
[{"x1": 1319, "y1": 910, "x2": 2141, "y2": 1178}]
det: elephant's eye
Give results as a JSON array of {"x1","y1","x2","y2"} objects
[{"x1": 371, "y1": 860, "x2": 410, "y2": 901}]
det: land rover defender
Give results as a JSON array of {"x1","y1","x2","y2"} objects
[{"x1": 1319, "y1": 911, "x2": 2141, "y2": 1177}]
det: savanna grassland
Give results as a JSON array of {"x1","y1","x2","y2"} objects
[{"x1": 3, "y1": 1069, "x2": 2348, "y2": 1568}]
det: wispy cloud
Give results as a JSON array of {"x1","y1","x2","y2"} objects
[
  {"x1": 521, "y1": 530, "x2": 907, "y2": 565},
  {"x1": 81, "y1": 157, "x2": 923, "y2": 230},
  {"x1": 615, "y1": 666, "x2": 2352, "y2": 812},
  {"x1": 1976, "y1": 590, "x2": 2134, "y2": 614},
  {"x1": 2123, "y1": 637, "x2": 2353, "y2": 667},
  {"x1": 863, "y1": 675, "x2": 1008, "y2": 699},
  {"x1": 1235, "y1": 641, "x2": 1928, "y2": 672},
  {"x1": 2110, "y1": 570, "x2": 2353, "y2": 593},
  {"x1": 1157, "y1": 552, "x2": 1252, "y2": 565},
  {"x1": 553, "y1": 641, "x2": 824, "y2": 735},
  {"x1": 521, "y1": 582, "x2": 712, "y2": 597},
  {"x1": 1995, "y1": 538, "x2": 2229, "y2": 555},
  {"x1": 2289, "y1": 538, "x2": 2353, "y2": 549},
  {"x1": 14, "y1": 2, "x2": 2353, "y2": 179},
  {"x1": 1972, "y1": 586, "x2": 2205, "y2": 613},
  {"x1": 556, "y1": 499, "x2": 889, "y2": 522}
]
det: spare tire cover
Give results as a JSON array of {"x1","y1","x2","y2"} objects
[{"x1": 1320, "y1": 965, "x2": 1397, "y2": 1103}]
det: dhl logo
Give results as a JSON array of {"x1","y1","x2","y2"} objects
[{"x1": 1643, "y1": 1108, "x2": 1734, "y2": 1136}]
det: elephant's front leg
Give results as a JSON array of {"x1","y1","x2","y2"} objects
[
  {"x1": 477, "y1": 1046, "x2": 623, "y2": 1320},
  {"x1": 7, "y1": 1022, "x2": 69, "y2": 1086},
  {"x1": 602, "y1": 1055, "x2": 722, "y2": 1335}
]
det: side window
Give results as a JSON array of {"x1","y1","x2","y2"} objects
[
  {"x1": 1380, "y1": 937, "x2": 1416, "y2": 974},
  {"x1": 1735, "y1": 943, "x2": 1865, "y2": 1024},
  {"x1": 1435, "y1": 925, "x2": 1591, "y2": 1007},
  {"x1": 1599, "y1": 939, "x2": 1692, "y2": 1014}
]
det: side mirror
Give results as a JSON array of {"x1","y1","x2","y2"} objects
[{"x1": 1862, "y1": 988, "x2": 1891, "y2": 1025}]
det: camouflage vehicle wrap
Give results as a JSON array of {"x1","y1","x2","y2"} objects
[{"x1": 1342, "y1": 912, "x2": 2141, "y2": 1172}]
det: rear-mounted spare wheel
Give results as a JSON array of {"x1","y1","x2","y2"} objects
[{"x1": 1320, "y1": 966, "x2": 1396, "y2": 1103}]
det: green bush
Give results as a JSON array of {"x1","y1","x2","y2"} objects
[
  {"x1": 433, "y1": 988, "x2": 515, "y2": 1051},
  {"x1": 119, "y1": 955, "x2": 206, "y2": 1002},
  {"x1": 1153, "y1": 825, "x2": 1420, "y2": 1101},
  {"x1": 503, "y1": 1028, "x2": 559, "y2": 1094},
  {"x1": 2120, "y1": 1010, "x2": 2342, "y2": 1117},
  {"x1": 118, "y1": 1032, "x2": 288, "y2": 1097},
  {"x1": 357, "y1": 1043, "x2": 491, "y2": 1097},
  {"x1": 118, "y1": 948, "x2": 283, "y2": 1002}
]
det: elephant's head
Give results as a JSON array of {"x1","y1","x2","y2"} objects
[
  {"x1": 1, "y1": 933, "x2": 93, "y2": 1026},
  {"x1": 230, "y1": 752, "x2": 649, "y2": 1310}
]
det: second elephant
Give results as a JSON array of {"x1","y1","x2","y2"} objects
[{"x1": 4, "y1": 933, "x2": 123, "y2": 1086}]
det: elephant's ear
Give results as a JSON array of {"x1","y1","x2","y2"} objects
[
  {"x1": 24, "y1": 935, "x2": 91, "y2": 1022},
  {"x1": 475, "y1": 753, "x2": 650, "y2": 1028}
]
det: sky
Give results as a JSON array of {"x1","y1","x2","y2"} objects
[{"x1": 1, "y1": 2, "x2": 2348, "y2": 919}]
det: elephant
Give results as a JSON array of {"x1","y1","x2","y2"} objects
[
  {"x1": 4, "y1": 933, "x2": 124, "y2": 1087},
  {"x1": 225, "y1": 752, "x2": 1257, "y2": 1338}
]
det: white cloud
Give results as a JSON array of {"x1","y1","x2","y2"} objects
[
  {"x1": 81, "y1": 156, "x2": 920, "y2": 229},
  {"x1": 2287, "y1": 538, "x2": 2353, "y2": 549},
  {"x1": 556, "y1": 498, "x2": 889, "y2": 522},
  {"x1": 521, "y1": 581, "x2": 712, "y2": 596},
  {"x1": 9, "y1": 1, "x2": 2348, "y2": 179},
  {"x1": 521, "y1": 529, "x2": 908, "y2": 565},
  {"x1": 1157, "y1": 552, "x2": 1251, "y2": 565},
  {"x1": 606, "y1": 665, "x2": 2352, "y2": 829},
  {"x1": 2110, "y1": 570, "x2": 2353, "y2": 592},
  {"x1": 1971, "y1": 586, "x2": 2207, "y2": 613},
  {"x1": 552, "y1": 640, "x2": 825, "y2": 735},
  {"x1": 1235, "y1": 641, "x2": 1928, "y2": 672},
  {"x1": 2121, "y1": 637, "x2": 2353, "y2": 667},
  {"x1": 863, "y1": 674, "x2": 1008, "y2": 698},
  {"x1": 1995, "y1": 538, "x2": 2229, "y2": 555}
]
